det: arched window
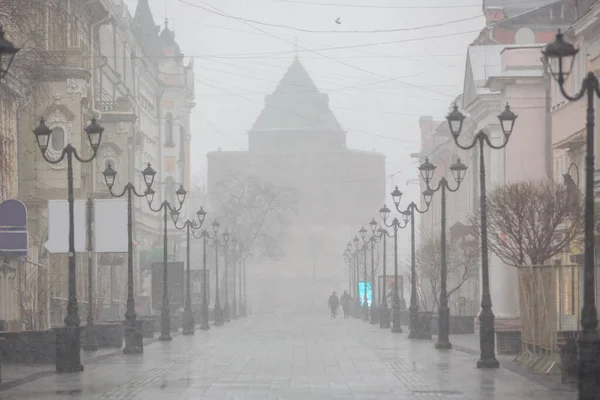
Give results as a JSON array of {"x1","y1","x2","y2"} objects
[
  {"x1": 165, "y1": 177, "x2": 176, "y2": 205},
  {"x1": 165, "y1": 113, "x2": 173, "y2": 145},
  {"x1": 51, "y1": 127, "x2": 65, "y2": 152}
]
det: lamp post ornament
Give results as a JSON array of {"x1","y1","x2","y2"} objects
[
  {"x1": 102, "y1": 162, "x2": 157, "y2": 353},
  {"x1": 446, "y1": 99, "x2": 517, "y2": 368}
]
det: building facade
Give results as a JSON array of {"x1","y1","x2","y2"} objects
[
  {"x1": 206, "y1": 57, "x2": 386, "y2": 314},
  {"x1": 0, "y1": 0, "x2": 194, "y2": 330}
]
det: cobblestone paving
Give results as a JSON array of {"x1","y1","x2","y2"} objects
[{"x1": 0, "y1": 315, "x2": 577, "y2": 399}]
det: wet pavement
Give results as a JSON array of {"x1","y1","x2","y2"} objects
[{"x1": 0, "y1": 315, "x2": 576, "y2": 399}]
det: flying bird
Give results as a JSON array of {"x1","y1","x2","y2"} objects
[{"x1": 335, "y1": 17, "x2": 341, "y2": 24}]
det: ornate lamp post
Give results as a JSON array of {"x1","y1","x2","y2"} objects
[
  {"x1": 372, "y1": 221, "x2": 391, "y2": 329},
  {"x1": 418, "y1": 157, "x2": 468, "y2": 349},
  {"x1": 352, "y1": 235, "x2": 361, "y2": 318},
  {"x1": 230, "y1": 238, "x2": 239, "y2": 319},
  {"x1": 391, "y1": 187, "x2": 433, "y2": 339},
  {"x1": 379, "y1": 205, "x2": 406, "y2": 332},
  {"x1": 102, "y1": 162, "x2": 157, "y2": 353},
  {"x1": 240, "y1": 245, "x2": 249, "y2": 317},
  {"x1": 198, "y1": 220, "x2": 219, "y2": 330},
  {"x1": 543, "y1": 31, "x2": 598, "y2": 397},
  {"x1": 206, "y1": 225, "x2": 228, "y2": 326},
  {"x1": 171, "y1": 207, "x2": 207, "y2": 334},
  {"x1": 357, "y1": 227, "x2": 371, "y2": 321},
  {"x1": 33, "y1": 117, "x2": 104, "y2": 373},
  {"x1": 0, "y1": 25, "x2": 19, "y2": 79},
  {"x1": 144, "y1": 184, "x2": 187, "y2": 341},
  {"x1": 446, "y1": 101, "x2": 516, "y2": 367},
  {"x1": 222, "y1": 233, "x2": 232, "y2": 323},
  {"x1": 361, "y1": 221, "x2": 381, "y2": 325}
]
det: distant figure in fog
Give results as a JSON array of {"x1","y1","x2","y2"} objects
[
  {"x1": 340, "y1": 290, "x2": 351, "y2": 318},
  {"x1": 328, "y1": 291, "x2": 339, "y2": 318}
]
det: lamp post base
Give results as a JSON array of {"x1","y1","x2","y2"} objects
[
  {"x1": 182, "y1": 308, "x2": 195, "y2": 335},
  {"x1": 224, "y1": 303, "x2": 231, "y2": 323},
  {"x1": 214, "y1": 304, "x2": 224, "y2": 326},
  {"x1": 379, "y1": 305, "x2": 390, "y2": 329},
  {"x1": 477, "y1": 357, "x2": 500, "y2": 369},
  {"x1": 123, "y1": 319, "x2": 143, "y2": 354},
  {"x1": 435, "y1": 340, "x2": 453, "y2": 350},
  {"x1": 158, "y1": 333, "x2": 173, "y2": 341},
  {"x1": 232, "y1": 298, "x2": 238, "y2": 319},
  {"x1": 370, "y1": 305, "x2": 379, "y2": 325},
  {"x1": 362, "y1": 305, "x2": 369, "y2": 321},
  {"x1": 391, "y1": 306, "x2": 403, "y2": 333},
  {"x1": 200, "y1": 306, "x2": 210, "y2": 330},
  {"x1": 55, "y1": 326, "x2": 84, "y2": 373},
  {"x1": 477, "y1": 306, "x2": 499, "y2": 368}
]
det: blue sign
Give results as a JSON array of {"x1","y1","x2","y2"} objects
[
  {"x1": 0, "y1": 199, "x2": 28, "y2": 256},
  {"x1": 358, "y1": 281, "x2": 372, "y2": 306}
]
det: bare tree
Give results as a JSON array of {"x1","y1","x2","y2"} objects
[
  {"x1": 414, "y1": 234, "x2": 479, "y2": 312},
  {"x1": 16, "y1": 261, "x2": 46, "y2": 330},
  {"x1": 210, "y1": 174, "x2": 298, "y2": 260},
  {"x1": 470, "y1": 181, "x2": 583, "y2": 266}
]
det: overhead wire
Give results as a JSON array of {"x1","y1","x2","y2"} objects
[
  {"x1": 271, "y1": 0, "x2": 551, "y2": 9},
  {"x1": 194, "y1": 75, "x2": 423, "y2": 143},
  {"x1": 186, "y1": 1, "x2": 457, "y2": 99},
  {"x1": 178, "y1": 0, "x2": 483, "y2": 34}
]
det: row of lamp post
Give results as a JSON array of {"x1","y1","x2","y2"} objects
[
  {"x1": 342, "y1": 97, "x2": 518, "y2": 368},
  {"x1": 2, "y1": 22, "x2": 257, "y2": 376},
  {"x1": 31, "y1": 118, "x2": 252, "y2": 372}
]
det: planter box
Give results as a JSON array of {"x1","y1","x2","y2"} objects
[
  {"x1": 496, "y1": 330, "x2": 522, "y2": 355},
  {"x1": 81, "y1": 323, "x2": 122, "y2": 348},
  {"x1": 138, "y1": 318, "x2": 156, "y2": 339},
  {"x1": 430, "y1": 315, "x2": 476, "y2": 335},
  {"x1": 0, "y1": 330, "x2": 56, "y2": 364}
]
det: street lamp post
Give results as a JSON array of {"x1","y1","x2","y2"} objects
[
  {"x1": 231, "y1": 239, "x2": 239, "y2": 320},
  {"x1": 0, "y1": 25, "x2": 19, "y2": 79},
  {"x1": 446, "y1": 102, "x2": 516, "y2": 367},
  {"x1": 543, "y1": 30, "x2": 598, "y2": 398},
  {"x1": 171, "y1": 207, "x2": 207, "y2": 335},
  {"x1": 363, "y1": 220, "x2": 382, "y2": 325},
  {"x1": 241, "y1": 247, "x2": 248, "y2": 317},
  {"x1": 352, "y1": 236, "x2": 361, "y2": 318},
  {"x1": 380, "y1": 206, "x2": 406, "y2": 333},
  {"x1": 145, "y1": 185, "x2": 187, "y2": 341},
  {"x1": 418, "y1": 157, "x2": 468, "y2": 349},
  {"x1": 358, "y1": 227, "x2": 370, "y2": 322},
  {"x1": 391, "y1": 187, "x2": 433, "y2": 339},
  {"x1": 206, "y1": 225, "x2": 227, "y2": 326},
  {"x1": 222, "y1": 233, "x2": 231, "y2": 323},
  {"x1": 198, "y1": 221, "x2": 220, "y2": 329},
  {"x1": 372, "y1": 222, "x2": 391, "y2": 329},
  {"x1": 102, "y1": 162, "x2": 157, "y2": 353},
  {"x1": 33, "y1": 117, "x2": 105, "y2": 373}
]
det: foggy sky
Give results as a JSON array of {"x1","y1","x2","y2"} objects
[{"x1": 124, "y1": 0, "x2": 486, "y2": 252}]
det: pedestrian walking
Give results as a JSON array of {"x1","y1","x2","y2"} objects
[
  {"x1": 340, "y1": 290, "x2": 351, "y2": 318},
  {"x1": 328, "y1": 291, "x2": 339, "y2": 318}
]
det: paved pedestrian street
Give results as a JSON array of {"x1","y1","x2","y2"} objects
[{"x1": 0, "y1": 315, "x2": 576, "y2": 400}]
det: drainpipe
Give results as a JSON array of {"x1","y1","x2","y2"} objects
[
  {"x1": 541, "y1": 56, "x2": 552, "y2": 180},
  {"x1": 16, "y1": 95, "x2": 31, "y2": 199}
]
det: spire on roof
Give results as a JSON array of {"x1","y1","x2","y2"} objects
[
  {"x1": 133, "y1": 0, "x2": 162, "y2": 61},
  {"x1": 250, "y1": 57, "x2": 344, "y2": 132}
]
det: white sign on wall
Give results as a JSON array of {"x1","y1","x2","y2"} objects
[
  {"x1": 44, "y1": 199, "x2": 128, "y2": 254},
  {"x1": 94, "y1": 199, "x2": 127, "y2": 253},
  {"x1": 44, "y1": 200, "x2": 86, "y2": 253}
]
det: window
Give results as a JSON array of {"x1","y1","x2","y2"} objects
[
  {"x1": 51, "y1": 127, "x2": 65, "y2": 152},
  {"x1": 165, "y1": 113, "x2": 174, "y2": 145}
]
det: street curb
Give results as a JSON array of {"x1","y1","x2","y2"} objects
[{"x1": 452, "y1": 344, "x2": 575, "y2": 393}]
